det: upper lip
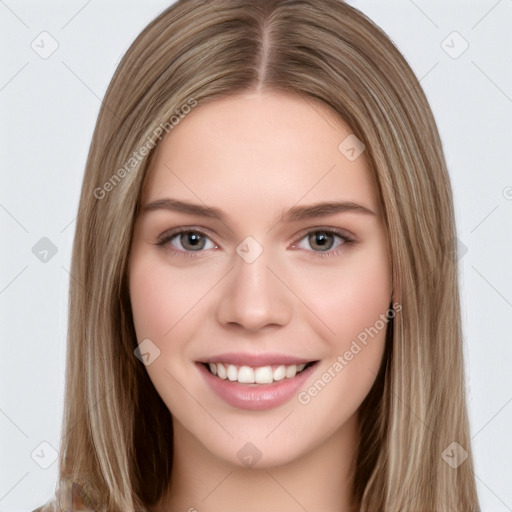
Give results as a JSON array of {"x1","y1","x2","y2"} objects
[{"x1": 199, "y1": 352, "x2": 316, "y2": 367}]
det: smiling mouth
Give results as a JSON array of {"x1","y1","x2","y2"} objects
[{"x1": 201, "y1": 361, "x2": 318, "y2": 385}]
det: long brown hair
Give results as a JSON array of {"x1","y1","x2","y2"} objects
[{"x1": 36, "y1": 1, "x2": 479, "y2": 510}]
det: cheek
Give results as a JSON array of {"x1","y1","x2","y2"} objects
[
  {"x1": 129, "y1": 262, "x2": 177, "y2": 340},
  {"x1": 129, "y1": 254, "x2": 215, "y2": 341},
  {"x1": 298, "y1": 243, "x2": 392, "y2": 346},
  {"x1": 290, "y1": 241, "x2": 391, "y2": 412},
  {"x1": 128, "y1": 255, "x2": 204, "y2": 411}
]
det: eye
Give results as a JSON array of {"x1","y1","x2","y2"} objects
[
  {"x1": 291, "y1": 229, "x2": 353, "y2": 254},
  {"x1": 156, "y1": 229, "x2": 217, "y2": 253}
]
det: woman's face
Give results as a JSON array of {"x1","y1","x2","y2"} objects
[{"x1": 129, "y1": 91, "x2": 392, "y2": 468}]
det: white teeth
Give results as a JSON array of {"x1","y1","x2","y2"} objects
[
  {"x1": 216, "y1": 362, "x2": 227, "y2": 379},
  {"x1": 273, "y1": 365, "x2": 286, "y2": 381},
  {"x1": 285, "y1": 365, "x2": 296, "y2": 378},
  {"x1": 238, "y1": 366, "x2": 255, "y2": 383},
  {"x1": 207, "y1": 362, "x2": 310, "y2": 383},
  {"x1": 254, "y1": 366, "x2": 273, "y2": 384},
  {"x1": 226, "y1": 364, "x2": 238, "y2": 381}
]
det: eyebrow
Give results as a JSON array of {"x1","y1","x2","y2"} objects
[{"x1": 142, "y1": 198, "x2": 376, "y2": 222}]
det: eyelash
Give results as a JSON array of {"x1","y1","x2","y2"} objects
[{"x1": 154, "y1": 226, "x2": 356, "y2": 259}]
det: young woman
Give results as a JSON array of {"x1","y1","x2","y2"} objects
[{"x1": 34, "y1": 0, "x2": 480, "y2": 510}]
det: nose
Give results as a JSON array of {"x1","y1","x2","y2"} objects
[{"x1": 216, "y1": 249, "x2": 293, "y2": 333}]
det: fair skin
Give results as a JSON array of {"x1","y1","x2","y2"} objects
[{"x1": 129, "y1": 91, "x2": 392, "y2": 512}]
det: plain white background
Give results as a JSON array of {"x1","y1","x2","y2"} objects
[{"x1": 0, "y1": 1, "x2": 511, "y2": 510}]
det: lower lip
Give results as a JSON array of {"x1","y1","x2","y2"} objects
[{"x1": 197, "y1": 362, "x2": 317, "y2": 411}]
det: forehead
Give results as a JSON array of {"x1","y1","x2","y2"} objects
[{"x1": 142, "y1": 91, "x2": 378, "y2": 215}]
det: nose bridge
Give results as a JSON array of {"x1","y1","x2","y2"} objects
[
  {"x1": 235, "y1": 248, "x2": 272, "y2": 296},
  {"x1": 216, "y1": 238, "x2": 292, "y2": 331}
]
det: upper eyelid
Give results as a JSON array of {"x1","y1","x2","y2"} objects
[
  {"x1": 291, "y1": 225, "x2": 355, "y2": 241},
  {"x1": 157, "y1": 225, "x2": 219, "y2": 244},
  {"x1": 158, "y1": 225, "x2": 354, "y2": 248}
]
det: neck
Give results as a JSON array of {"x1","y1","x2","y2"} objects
[{"x1": 153, "y1": 413, "x2": 360, "y2": 512}]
